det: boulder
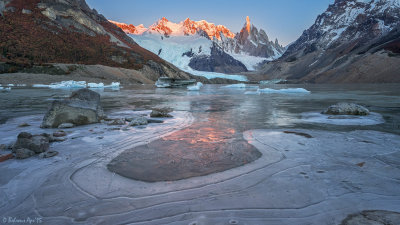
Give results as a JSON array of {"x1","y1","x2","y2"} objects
[
  {"x1": 13, "y1": 132, "x2": 49, "y2": 154},
  {"x1": 150, "y1": 108, "x2": 173, "y2": 118},
  {"x1": 128, "y1": 116, "x2": 148, "y2": 126},
  {"x1": 322, "y1": 103, "x2": 369, "y2": 116},
  {"x1": 53, "y1": 131, "x2": 67, "y2": 137},
  {"x1": 41, "y1": 89, "x2": 105, "y2": 128},
  {"x1": 108, "y1": 118, "x2": 126, "y2": 126},
  {"x1": 15, "y1": 148, "x2": 35, "y2": 159}
]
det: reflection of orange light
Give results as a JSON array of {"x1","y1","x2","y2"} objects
[{"x1": 163, "y1": 122, "x2": 236, "y2": 145}]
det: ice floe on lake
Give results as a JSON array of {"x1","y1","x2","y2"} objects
[
  {"x1": 187, "y1": 82, "x2": 203, "y2": 91},
  {"x1": 32, "y1": 81, "x2": 121, "y2": 89},
  {"x1": 221, "y1": 83, "x2": 247, "y2": 89},
  {"x1": 245, "y1": 87, "x2": 311, "y2": 95},
  {"x1": 259, "y1": 79, "x2": 286, "y2": 84},
  {"x1": 301, "y1": 112, "x2": 385, "y2": 126}
]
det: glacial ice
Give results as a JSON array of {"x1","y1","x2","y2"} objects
[
  {"x1": 88, "y1": 83, "x2": 105, "y2": 88},
  {"x1": 32, "y1": 81, "x2": 121, "y2": 89},
  {"x1": 221, "y1": 83, "x2": 247, "y2": 89},
  {"x1": 187, "y1": 82, "x2": 203, "y2": 91},
  {"x1": 257, "y1": 88, "x2": 311, "y2": 94},
  {"x1": 245, "y1": 87, "x2": 311, "y2": 95}
]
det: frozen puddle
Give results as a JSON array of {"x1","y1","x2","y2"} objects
[
  {"x1": 301, "y1": 112, "x2": 385, "y2": 125},
  {"x1": 1, "y1": 125, "x2": 400, "y2": 224}
]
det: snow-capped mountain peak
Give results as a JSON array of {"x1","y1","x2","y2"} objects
[
  {"x1": 110, "y1": 17, "x2": 285, "y2": 73},
  {"x1": 285, "y1": 0, "x2": 400, "y2": 55},
  {"x1": 143, "y1": 17, "x2": 236, "y2": 40},
  {"x1": 108, "y1": 20, "x2": 146, "y2": 35}
]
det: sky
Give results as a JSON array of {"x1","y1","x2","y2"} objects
[{"x1": 86, "y1": 0, "x2": 334, "y2": 46}]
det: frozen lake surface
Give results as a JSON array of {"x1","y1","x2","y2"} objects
[{"x1": 0, "y1": 84, "x2": 400, "y2": 224}]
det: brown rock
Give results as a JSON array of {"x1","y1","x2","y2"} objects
[{"x1": 0, "y1": 153, "x2": 14, "y2": 162}]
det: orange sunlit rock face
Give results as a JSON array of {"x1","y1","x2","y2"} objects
[
  {"x1": 109, "y1": 20, "x2": 146, "y2": 35},
  {"x1": 111, "y1": 17, "x2": 236, "y2": 40},
  {"x1": 246, "y1": 16, "x2": 251, "y2": 33}
]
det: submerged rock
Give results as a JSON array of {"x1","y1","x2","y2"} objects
[
  {"x1": 13, "y1": 132, "x2": 49, "y2": 154},
  {"x1": 147, "y1": 119, "x2": 164, "y2": 124},
  {"x1": 39, "y1": 151, "x2": 59, "y2": 159},
  {"x1": 53, "y1": 131, "x2": 67, "y2": 137},
  {"x1": 322, "y1": 103, "x2": 369, "y2": 116},
  {"x1": 18, "y1": 123, "x2": 30, "y2": 127},
  {"x1": 150, "y1": 108, "x2": 173, "y2": 118},
  {"x1": 341, "y1": 210, "x2": 400, "y2": 225},
  {"x1": 108, "y1": 118, "x2": 126, "y2": 126},
  {"x1": 41, "y1": 89, "x2": 105, "y2": 128},
  {"x1": 15, "y1": 148, "x2": 35, "y2": 159}
]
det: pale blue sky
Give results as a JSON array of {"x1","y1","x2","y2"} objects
[{"x1": 86, "y1": 0, "x2": 335, "y2": 46}]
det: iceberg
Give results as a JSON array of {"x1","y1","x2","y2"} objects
[
  {"x1": 33, "y1": 81, "x2": 121, "y2": 89},
  {"x1": 88, "y1": 83, "x2": 105, "y2": 88},
  {"x1": 104, "y1": 82, "x2": 120, "y2": 88},
  {"x1": 259, "y1": 79, "x2": 286, "y2": 84},
  {"x1": 0, "y1": 87, "x2": 11, "y2": 91},
  {"x1": 187, "y1": 82, "x2": 203, "y2": 91},
  {"x1": 221, "y1": 83, "x2": 247, "y2": 89},
  {"x1": 48, "y1": 81, "x2": 87, "y2": 89},
  {"x1": 257, "y1": 88, "x2": 310, "y2": 94},
  {"x1": 244, "y1": 91, "x2": 260, "y2": 95}
]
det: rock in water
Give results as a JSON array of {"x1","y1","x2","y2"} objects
[
  {"x1": 150, "y1": 108, "x2": 173, "y2": 118},
  {"x1": 13, "y1": 132, "x2": 50, "y2": 154},
  {"x1": 128, "y1": 116, "x2": 148, "y2": 126},
  {"x1": 41, "y1": 89, "x2": 105, "y2": 128},
  {"x1": 108, "y1": 118, "x2": 126, "y2": 126},
  {"x1": 15, "y1": 148, "x2": 35, "y2": 159},
  {"x1": 322, "y1": 103, "x2": 369, "y2": 116}
]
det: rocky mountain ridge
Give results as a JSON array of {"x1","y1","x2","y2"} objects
[
  {"x1": 258, "y1": 0, "x2": 400, "y2": 83},
  {"x1": 110, "y1": 16, "x2": 285, "y2": 59},
  {"x1": 0, "y1": 0, "x2": 191, "y2": 83},
  {"x1": 111, "y1": 17, "x2": 285, "y2": 73}
]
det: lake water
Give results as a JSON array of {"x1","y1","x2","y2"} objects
[{"x1": 1, "y1": 84, "x2": 399, "y2": 135}]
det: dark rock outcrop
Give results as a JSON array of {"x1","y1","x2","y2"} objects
[
  {"x1": 189, "y1": 43, "x2": 248, "y2": 73},
  {"x1": 232, "y1": 16, "x2": 284, "y2": 58},
  {"x1": 41, "y1": 89, "x2": 105, "y2": 128}
]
